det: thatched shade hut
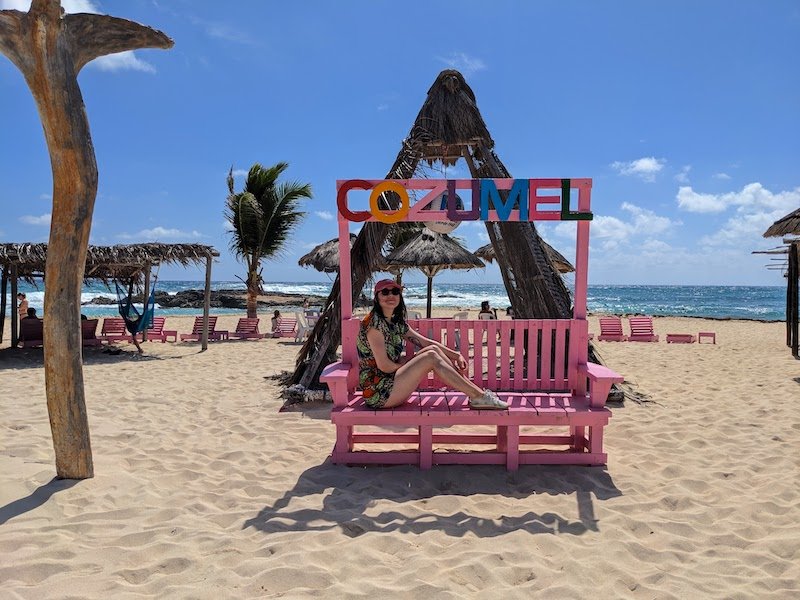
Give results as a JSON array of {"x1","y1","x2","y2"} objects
[
  {"x1": 475, "y1": 240, "x2": 574, "y2": 274},
  {"x1": 763, "y1": 208, "x2": 800, "y2": 238},
  {"x1": 298, "y1": 234, "x2": 356, "y2": 273},
  {"x1": 761, "y1": 208, "x2": 800, "y2": 358},
  {"x1": 0, "y1": 242, "x2": 218, "y2": 348},
  {"x1": 383, "y1": 229, "x2": 484, "y2": 318}
]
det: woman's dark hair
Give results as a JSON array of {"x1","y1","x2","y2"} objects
[
  {"x1": 371, "y1": 293, "x2": 407, "y2": 325},
  {"x1": 481, "y1": 300, "x2": 490, "y2": 311},
  {"x1": 273, "y1": 309, "x2": 281, "y2": 318}
]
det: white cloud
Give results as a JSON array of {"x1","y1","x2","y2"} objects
[
  {"x1": 377, "y1": 104, "x2": 389, "y2": 112},
  {"x1": 20, "y1": 213, "x2": 51, "y2": 226},
  {"x1": 610, "y1": 157, "x2": 666, "y2": 182},
  {"x1": 39, "y1": 193, "x2": 52, "y2": 200},
  {"x1": 1, "y1": 0, "x2": 99, "y2": 13},
  {"x1": 554, "y1": 202, "x2": 678, "y2": 250},
  {"x1": 436, "y1": 52, "x2": 487, "y2": 75},
  {"x1": 230, "y1": 169, "x2": 248, "y2": 178},
  {"x1": 713, "y1": 172, "x2": 731, "y2": 180},
  {"x1": 90, "y1": 51, "x2": 156, "y2": 73},
  {"x1": 118, "y1": 227, "x2": 203, "y2": 241},
  {"x1": 222, "y1": 220, "x2": 234, "y2": 232},
  {"x1": 674, "y1": 165, "x2": 691, "y2": 184},
  {"x1": 315, "y1": 211, "x2": 334, "y2": 221},
  {"x1": 677, "y1": 182, "x2": 800, "y2": 214}
]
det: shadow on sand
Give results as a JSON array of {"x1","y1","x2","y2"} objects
[
  {"x1": 0, "y1": 477, "x2": 80, "y2": 525},
  {"x1": 244, "y1": 460, "x2": 622, "y2": 538}
]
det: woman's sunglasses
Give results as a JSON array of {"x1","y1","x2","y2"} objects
[{"x1": 379, "y1": 288, "x2": 401, "y2": 296}]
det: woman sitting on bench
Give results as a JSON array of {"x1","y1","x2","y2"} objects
[{"x1": 357, "y1": 279, "x2": 507, "y2": 410}]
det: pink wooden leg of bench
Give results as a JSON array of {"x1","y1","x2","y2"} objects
[
  {"x1": 497, "y1": 426, "x2": 508, "y2": 453},
  {"x1": 506, "y1": 426, "x2": 519, "y2": 471},
  {"x1": 419, "y1": 425, "x2": 432, "y2": 470},
  {"x1": 571, "y1": 425, "x2": 585, "y2": 451},
  {"x1": 588, "y1": 424, "x2": 604, "y2": 456},
  {"x1": 333, "y1": 424, "x2": 352, "y2": 462}
]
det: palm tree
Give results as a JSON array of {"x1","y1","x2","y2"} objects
[{"x1": 225, "y1": 162, "x2": 312, "y2": 318}]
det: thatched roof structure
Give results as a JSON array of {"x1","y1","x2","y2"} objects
[
  {"x1": 298, "y1": 234, "x2": 356, "y2": 273},
  {"x1": 384, "y1": 230, "x2": 484, "y2": 276},
  {"x1": 0, "y1": 242, "x2": 217, "y2": 282},
  {"x1": 475, "y1": 240, "x2": 574, "y2": 274},
  {"x1": 763, "y1": 208, "x2": 800, "y2": 238}
]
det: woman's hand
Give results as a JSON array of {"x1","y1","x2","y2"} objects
[{"x1": 452, "y1": 353, "x2": 467, "y2": 373}]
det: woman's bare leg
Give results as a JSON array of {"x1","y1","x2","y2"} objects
[
  {"x1": 383, "y1": 351, "x2": 483, "y2": 408},
  {"x1": 130, "y1": 333, "x2": 144, "y2": 354}
]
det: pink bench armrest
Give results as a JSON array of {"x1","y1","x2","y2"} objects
[
  {"x1": 584, "y1": 362, "x2": 624, "y2": 408},
  {"x1": 321, "y1": 361, "x2": 352, "y2": 408}
]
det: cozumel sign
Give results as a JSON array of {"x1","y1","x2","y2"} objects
[{"x1": 336, "y1": 178, "x2": 593, "y2": 224}]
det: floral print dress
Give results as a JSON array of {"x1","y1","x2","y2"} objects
[{"x1": 357, "y1": 312, "x2": 409, "y2": 408}]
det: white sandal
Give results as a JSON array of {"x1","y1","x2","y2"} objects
[{"x1": 469, "y1": 389, "x2": 508, "y2": 410}]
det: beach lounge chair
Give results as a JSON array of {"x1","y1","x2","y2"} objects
[
  {"x1": 229, "y1": 318, "x2": 266, "y2": 340},
  {"x1": 179, "y1": 316, "x2": 228, "y2": 342},
  {"x1": 140, "y1": 316, "x2": 177, "y2": 343},
  {"x1": 597, "y1": 317, "x2": 627, "y2": 341},
  {"x1": 80, "y1": 318, "x2": 102, "y2": 347},
  {"x1": 408, "y1": 310, "x2": 422, "y2": 320},
  {"x1": 19, "y1": 318, "x2": 44, "y2": 348},
  {"x1": 99, "y1": 317, "x2": 128, "y2": 344},
  {"x1": 274, "y1": 316, "x2": 297, "y2": 338},
  {"x1": 628, "y1": 316, "x2": 659, "y2": 342}
]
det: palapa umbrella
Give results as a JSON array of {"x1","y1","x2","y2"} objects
[
  {"x1": 763, "y1": 208, "x2": 800, "y2": 238},
  {"x1": 383, "y1": 228, "x2": 484, "y2": 318},
  {"x1": 474, "y1": 240, "x2": 575, "y2": 274},
  {"x1": 298, "y1": 234, "x2": 357, "y2": 273}
]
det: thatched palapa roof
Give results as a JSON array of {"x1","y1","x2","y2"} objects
[
  {"x1": 298, "y1": 234, "x2": 356, "y2": 273},
  {"x1": 0, "y1": 242, "x2": 218, "y2": 282},
  {"x1": 383, "y1": 230, "x2": 484, "y2": 276},
  {"x1": 763, "y1": 208, "x2": 800, "y2": 238}
]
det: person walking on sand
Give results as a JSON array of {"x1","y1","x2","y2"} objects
[
  {"x1": 17, "y1": 293, "x2": 29, "y2": 340},
  {"x1": 357, "y1": 279, "x2": 507, "y2": 410}
]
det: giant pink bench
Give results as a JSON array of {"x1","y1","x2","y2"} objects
[
  {"x1": 322, "y1": 175, "x2": 623, "y2": 471},
  {"x1": 322, "y1": 318, "x2": 622, "y2": 470}
]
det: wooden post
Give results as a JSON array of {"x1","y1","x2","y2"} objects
[
  {"x1": 0, "y1": 0, "x2": 172, "y2": 479},
  {"x1": 10, "y1": 264, "x2": 18, "y2": 348},
  {"x1": 0, "y1": 265, "x2": 7, "y2": 344},
  {"x1": 202, "y1": 253, "x2": 212, "y2": 351},
  {"x1": 142, "y1": 264, "x2": 150, "y2": 342}
]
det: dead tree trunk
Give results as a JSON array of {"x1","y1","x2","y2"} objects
[{"x1": 0, "y1": 0, "x2": 172, "y2": 479}]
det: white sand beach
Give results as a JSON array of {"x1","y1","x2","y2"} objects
[{"x1": 1, "y1": 313, "x2": 799, "y2": 598}]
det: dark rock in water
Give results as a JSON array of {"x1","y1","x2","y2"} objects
[{"x1": 82, "y1": 288, "x2": 330, "y2": 310}]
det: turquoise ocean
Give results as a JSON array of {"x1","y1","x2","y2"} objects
[{"x1": 6, "y1": 281, "x2": 787, "y2": 322}]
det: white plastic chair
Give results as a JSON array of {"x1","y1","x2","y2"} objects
[
  {"x1": 408, "y1": 311, "x2": 422, "y2": 320},
  {"x1": 452, "y1": 312, "x2": 468, "y2": 349},
  {"x1": 295, "y1": 312, "x2": 312, "y2": 342}
]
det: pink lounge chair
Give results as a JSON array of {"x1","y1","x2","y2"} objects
[
  {"x1": 179, "y1": 316, "x2": 228, "y2": 342},
  {"x1": 19, "y1": 318, "x2": 43, "y2": 348},
  {"x1": 98, "y1": 317, "x2": 128, "y2": 344},
  {"x1": 628, "y1": 316, "x2": 659, "y2": 342},
  {"x1": 80, "y1": 318, "x2": 102, "y2": 347},
  {"x1": 273, "y1": 317, "x2": 297, "y2": 338},
  {"x1": 666, "y1": 333, "x2": 695, "y2": 343},
  {"x1": 229, "y1": 318, "x2": 266, "y2": 340},
  {"x1": 597, "y1": 317, "x2": 627, "y2": 341},
  {"x1": 138, "y1": 316, "x2": 177, "y2": 343}
]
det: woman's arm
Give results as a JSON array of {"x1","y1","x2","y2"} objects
[
  {"x1": 405, "y1": 328, "x2": 461, "y2": 360},
  {"x1": 366, "y1": 327, "x2": 401, "y2": 373}
]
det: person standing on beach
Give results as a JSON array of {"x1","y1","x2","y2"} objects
[
  {"x1": 479, "y1": 300, "x2": 497, "y2": 319},
  {"x1": 17, "y1": 293, "x2": 29, "y2": 340},
  {"x1": 357, "y1": 279, "x2": 507, "y2": 410}
]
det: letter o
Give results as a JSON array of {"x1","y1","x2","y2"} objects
[{"x1": 369, "y1": 181, "x2": 409, "y2": 224}]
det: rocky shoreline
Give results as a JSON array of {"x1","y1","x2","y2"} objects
[{"x1": 83, "y1": 289, "x2": 329, "y2": 310}]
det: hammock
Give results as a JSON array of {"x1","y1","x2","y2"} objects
[{"x1": 114, "y1": 278, "x2": 156, "y2": 335}]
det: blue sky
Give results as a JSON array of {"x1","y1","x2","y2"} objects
[{"x1": 1, "y1": 0, "x2": 798, "y2": 286}]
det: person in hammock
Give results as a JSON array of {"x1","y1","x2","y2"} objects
[
  {"x1": 122, "y1": 305, "x2": 145, "y2": 354},
  {"x1": 357, "y1": 279, "x2": 507, "y2": 410}
]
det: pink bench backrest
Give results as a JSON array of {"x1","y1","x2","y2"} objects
[
  {"x1": 191, "y1": 315, "x2": 217, "y2": 334},
  {"x1": 235, "y1": 318, "x2": 260, "y2": 333},
  {"x1": 101, "y1": 317, "x2": 126, "y2": 335}
]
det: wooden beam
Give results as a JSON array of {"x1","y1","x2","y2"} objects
[
  {"x1": 202, "y1": 253, "x2": 212, "y2": 351},
  {"x1": 10, "y1": 263, "x2": 18, "y2": 348}
]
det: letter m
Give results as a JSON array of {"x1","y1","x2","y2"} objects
[{"x1": 480, "y1": 179, "x2": 529, "y2": 221}]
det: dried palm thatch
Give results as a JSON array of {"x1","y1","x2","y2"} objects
[
  {"x1": 763, "y1": 208, "x2": 800, "y2": 238},
  {"x1": 384, "y1": 230, "x2": 484, "y2": 318},
  {"x1": 0, "y1": 242, "x2": 217, "y2": 283},
  {"x1": 291, "y1": 70, "x2": 577, "y2": 390},
  {"x1": 475, "y1": 240, "x2": 574, "y2": 274},
  {"x1": 298, "y1": 234, "x2": 356, "y2": 273}
]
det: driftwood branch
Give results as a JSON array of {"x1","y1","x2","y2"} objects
[
  {"x1": 65, "y1": 14, "x2": 173, "y2": 71},
  {"x1": 0, "y1": 0, "x2": 172, "y2": 479}
]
